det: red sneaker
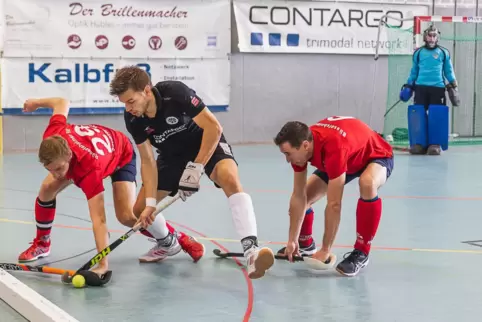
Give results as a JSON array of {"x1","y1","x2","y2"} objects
[
  {"x1": 18, "y1": 238, "x2": 51, "y2": 262},
  {"x1": 177, "y1": 232, "x2": 205, "y2": 262}
]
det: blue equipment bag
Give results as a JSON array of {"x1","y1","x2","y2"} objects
[
  {"x1": 407, "y1": 105, "x2": 428, "y2": 148},
  {"x1": 428, "y1": 104, "x2": 449, "y2": 150}
]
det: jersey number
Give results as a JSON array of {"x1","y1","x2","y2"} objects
[
  {"x1": 326, "y1": 116, "x2": 355, "y2": 121},
  {"x1": 74, "y1": 125, "x2": 113, "y2": 156}
]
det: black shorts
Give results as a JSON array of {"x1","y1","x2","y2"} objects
[
  {"x1": 156, "y1": 136, "x2": 237, "y2": 196},
  {"x1": 110, "y1": 146, "x2": 137, "y2": 184},
  {"x1": 414, "y1": 85, "x2": 446, "y2": 109},
  {"x1": 313, "y1": 156, "x2": 394, "y2": 185}
]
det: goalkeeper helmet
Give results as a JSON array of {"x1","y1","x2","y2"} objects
[{"x1": 423, "y1": 24, "x2": 440, "y2": 48}]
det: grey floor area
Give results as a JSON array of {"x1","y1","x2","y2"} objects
[{"x1": 1, "y1": 144, "x2": 482, "y2": 322}]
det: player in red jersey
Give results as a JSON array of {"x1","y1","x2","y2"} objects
[
  {"x1": 18, "y1": 97, "x2": 205, "y2": 276},
  {"x1": 273, "y1": 116, "x2": 394, "y2": 276}
]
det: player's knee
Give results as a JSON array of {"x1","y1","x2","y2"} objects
[
  {"x1": 218, "y1": 172, "x2": 242, "y2": 197},
  {"x1": 358, "y1": 174, "x2": 378, "y2": 199},
  {"x1": 326, "y1": 201, "x2": 342, "y2": 214},
  {"x1": 211, "y1": 160, "x2": 242, "y2": 196},
  {"x1": 116, "y1": 211, "x2": 136, "y2": 227},
  {"x1": 38, "y1": 181, "x2": 59, "y2": 201},
  {"x1": 306, "y1": 174, "x2": 327, "y2": 205}
]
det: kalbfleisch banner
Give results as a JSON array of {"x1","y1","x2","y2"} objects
[
  {"x1": 4, "y1": 0, "x2": 230, "y2": 59},
  {"x1": 233, "y1": 0, "x2": 428, "y2": 55},
  {"x1": 1, "y1": 57, "x2": 230, "y2": 114}
]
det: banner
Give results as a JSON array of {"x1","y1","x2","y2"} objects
[
  {"x1": 233, "y1": 0, "x2": 428, "y2": 55},
  {"x1": 1, "y1": 58, "x2": 230, "y2": 114},
  {"x1": 4, "y1": 0, "x2": 230, "y2": 59}
]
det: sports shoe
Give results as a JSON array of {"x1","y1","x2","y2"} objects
[
  {"x1": 178, "y1": 232, "x2": 205, "y2": 262},
  {"x1": 427, "y1": 144, "x2": 442, "y2": 155},
  {"x1": 245, "y1": 247, "x2": 275, "y2": 279},
  {"x1": 18, "y1": 238, "x2": 51, "y2": 262},
  {"x1": 336, "y1": 249, "x2": 369, "y2": 277},
  {"x1": 138, "y1": 236, "x2": 182, "y2": 263},
  {"x1": 277, "y1": 240, "x2": 317, "y2": 257}
]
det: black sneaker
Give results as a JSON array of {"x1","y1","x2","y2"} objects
[
  {"x1": 277, "y1": 240, "x2": 317, "y2": 257},
  {"x1": 336, "y1": 249, "x2": 369, "y2": 276}
]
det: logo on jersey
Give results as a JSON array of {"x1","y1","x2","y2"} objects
[
  {"x1": 152, "y1": 124, "x2": 187, "y2": 144},
  {"x1": 190, "y1": 96, "x2": 200, "y2": 107},
  {"x1": 166, "y1": 116, "x2": 179, "y2": 125}
]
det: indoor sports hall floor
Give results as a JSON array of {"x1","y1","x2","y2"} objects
[{"x1": 2, "y1": 144, "x2": 482, "y2": 322}]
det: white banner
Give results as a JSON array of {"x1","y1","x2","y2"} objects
[
  {"x1": 233, "y1": 0, "x2": 428, "y2": 55},
  {"x1": 4, "y1": 0, "x2": 230, "y2": 59},
  {"x1": 1, "y1": 58, "x2": 230, "y2": 112}
]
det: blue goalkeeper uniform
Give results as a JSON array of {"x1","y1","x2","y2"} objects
[{"x1": 406, "y1": 46, "x2": 456, "y2": 88}]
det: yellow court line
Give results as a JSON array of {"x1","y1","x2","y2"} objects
[{"x1": 1, "y1": 217, "x2": 482, "y2": 254}]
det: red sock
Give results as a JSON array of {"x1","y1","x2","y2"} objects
[
  {"x1": 35, "y1": 197, "x2": 56, "y2": 243},
  {"x1": 299, "y1": 208, "x2": 314, "y2": 247},
  {"x1": 354, "y1": 197, "x2": 382, "y2": 255},
  {"x1": 140, "y1": 222, "x2": 176, "y2": 238}
]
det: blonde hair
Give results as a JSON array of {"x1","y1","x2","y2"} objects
[{"x1": 38, "y1": 135, "x2": 71, "y2": 166}]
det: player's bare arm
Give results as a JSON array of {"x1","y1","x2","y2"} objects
[
  {"x1": 23, "y1": 97, "x2": 70, "y2": 117},
  {"x1": 321, "y1": 173, "x2": 346, "y2": 253},
  {"x1": 136, "y1": 139, "x2": 159, "y2": 228},
  {"x1": 192, "y1": 108, "x2": 223, "y2": 166},
  {"x1": 87, "y1": 192, "x2": 110, "y2": 276},
  {"x1": 286, "y1": 168, "x2": 308, "y2": 261}
]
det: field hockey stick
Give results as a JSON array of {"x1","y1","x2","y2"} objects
[
  {"x1": 213, "y1": 249, "x2": 304, "y2": 261},
  {"x1": 213, "y1": 249, "x2": 336, "y2": 271},
  {"x1": 384, "y1": 99, "x2": 402, "y2": 117},
  {"x1": 0, "y1": 263, "x2": 75, "y2": 276},
  {"x1": 62, "y1": 194, "x2": 181, "y2": 286}
]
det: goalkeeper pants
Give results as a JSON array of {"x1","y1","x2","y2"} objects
[{"x1": 414, "y1": 85, "x2": 446, "y2": 110}]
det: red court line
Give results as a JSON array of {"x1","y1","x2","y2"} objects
[
  {"x1": 44, "y1": 219, "x2": 254, "y2": 321},
  {"x1": 4, "y1": 218, "x2": 412, "y2": 253},
  {"x1": 168, "y1": 220, "x2": 253, "y2": 322},
  {"x1": 4, "y1": 186, "x2": 482, "y2": 201}
]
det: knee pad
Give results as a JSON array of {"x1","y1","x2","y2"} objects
[
  {"x1": 407, "y1": 105, "x2": 428, "y2": 149},
  {"x1": 428, "y1": 104, "x2": 449, "y2": 151}
]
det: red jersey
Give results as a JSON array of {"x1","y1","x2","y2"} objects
[
  {"x1": 43, "y1": 115, "x2": 134, "y2": 200},
  {"x1": 292, "y1": 116, "x2": 393, "y2": 179}
]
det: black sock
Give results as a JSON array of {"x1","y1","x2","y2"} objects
[
  {"x1": 157, "y1": 233, "x2": 173, "y2": 246},
  {"x1": 241, "y1": 236, "x2": 258, "y2": 253}
]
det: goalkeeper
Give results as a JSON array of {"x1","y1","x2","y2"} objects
[{"x1": 400, "y1": 24, "x2": 458, "y2": 155}]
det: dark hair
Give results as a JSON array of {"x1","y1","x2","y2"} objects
[
  {"x1": 273, "y1": 121, "x2": 312, "y2": 148},
  {"x1": 109, "y1": 65, "x2": 152, "y2": 96}
]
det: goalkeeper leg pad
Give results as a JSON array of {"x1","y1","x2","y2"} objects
[
  {"x1": 428, "y1": 104, "x2": 449, "y2": 152},
  {"x1": 407, "y1": 105, "x2": 428, "y2": 154}
]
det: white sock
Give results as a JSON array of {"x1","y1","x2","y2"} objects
[
  {"x1": 228, "y1": 192, "x2": 258, "y2": 240},
  {"x1": 146, "y1": 213, "x2": 170, "y2": 240}
]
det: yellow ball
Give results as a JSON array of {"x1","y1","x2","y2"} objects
[{"x1": 72, "y1": 275, "x2": 86, "y2": 288}]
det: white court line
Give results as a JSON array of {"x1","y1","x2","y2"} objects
[{"x1": 0, "y1": 268, "x2": 79, "y2": 321}]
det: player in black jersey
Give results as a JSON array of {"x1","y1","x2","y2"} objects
[{"x1": 109, "y1": 66, "x2": 274, "y2": 279}]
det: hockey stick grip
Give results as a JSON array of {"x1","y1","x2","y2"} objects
[
  {"x1": 0, "y1": 263, "x2": 75, "y2": 276},
  {"x1": 131, "y1": 194, "x2": 181, "y2": 232}
]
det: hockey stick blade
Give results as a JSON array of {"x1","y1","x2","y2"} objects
[
  {"x1": 62, "y1": 195, "x2": 181, "y2": 286},
  {"x1": 212, "y1": 249, "x2": 305, "y2": 262}
]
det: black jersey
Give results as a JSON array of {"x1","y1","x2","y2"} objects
[{"x1": 125, "y1": 81, "x2": 210, "y2": 157}]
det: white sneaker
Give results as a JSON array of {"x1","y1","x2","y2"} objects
[
  {"x1": 139, "y1": 237, "x2": 182, "y2": 263},
  {"x1": 245, "y1": 247, "x2": 275, "y2": 279}
]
